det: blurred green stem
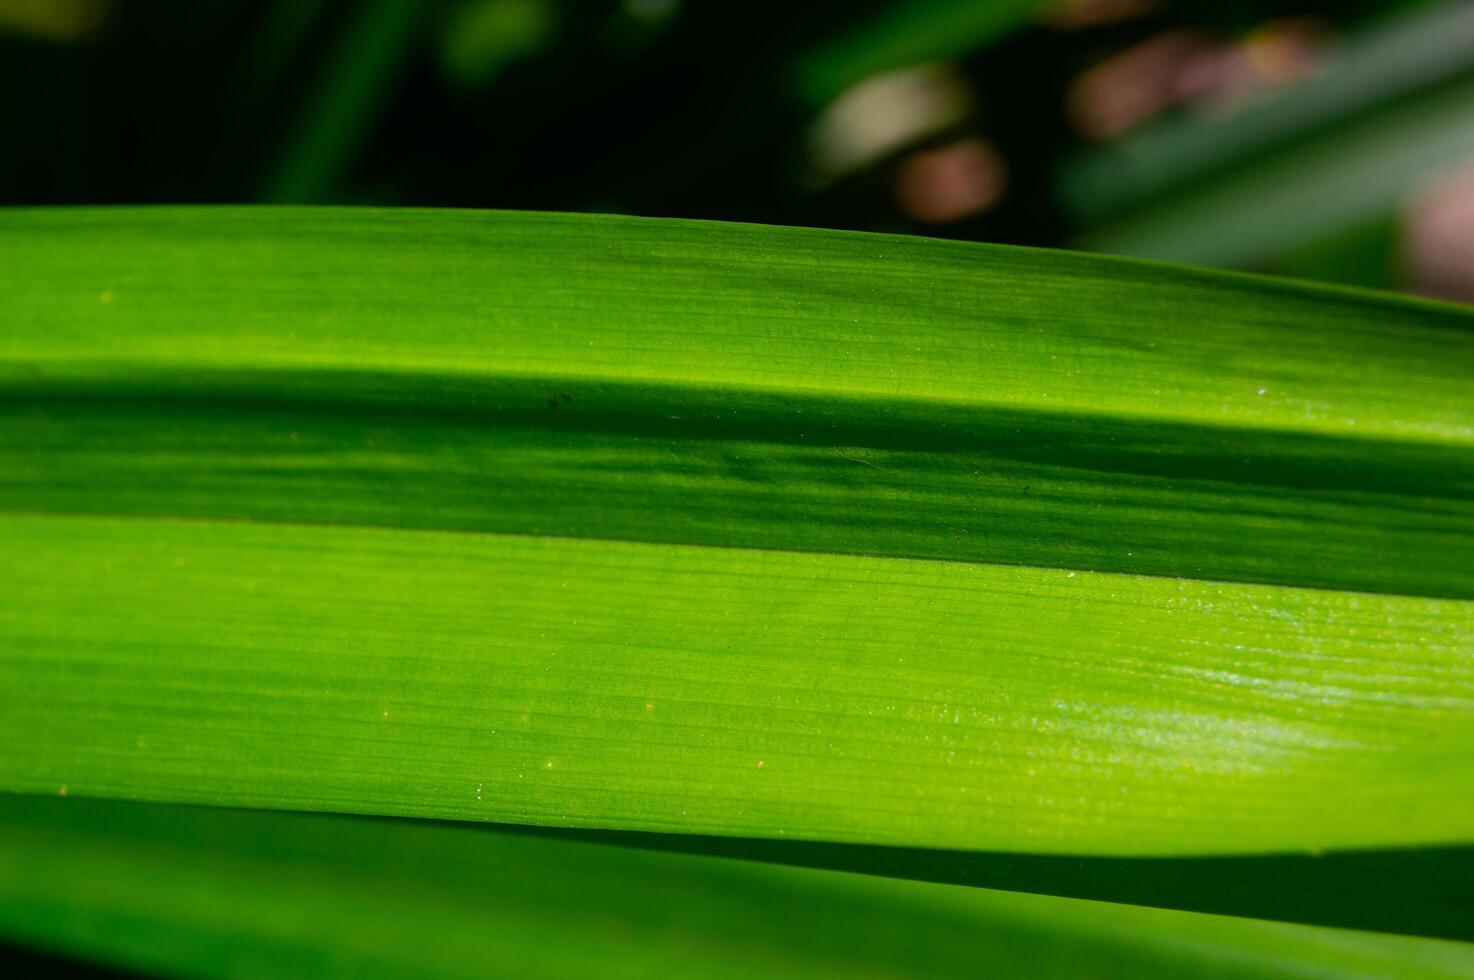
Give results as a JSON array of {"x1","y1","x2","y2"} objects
[{"x1": 261, "y1": 0, "x2": 424, "y2": 204}]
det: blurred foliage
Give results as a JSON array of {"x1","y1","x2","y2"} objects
[{"x1": 1, "y1": 0, "x2": 1471, "y2": 296}]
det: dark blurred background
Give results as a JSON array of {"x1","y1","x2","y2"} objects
[{"x1": 3, "y1": 0, "x2": 1473, "y2": 300}]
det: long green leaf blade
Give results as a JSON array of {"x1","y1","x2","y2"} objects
[
  {"x1": 4, "y1": 511, "x2": 1470, "y2": 857},
  {"x1": 2, "y1": 207, "x2": 1472, "y2": 935},
  {"x1": 4, "y1": 207, "x2": 1472, "y2": 597},
  {"x1": 3, "y1": 796, "x2": 1471, "y2": 980},
  {"x1": 545, "y1": 828, "x2": 1474, "y2": 942}
]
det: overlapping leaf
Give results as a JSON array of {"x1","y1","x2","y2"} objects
[{"x1": 1, "y1": 207, "x2": 1472, "y2": 972}]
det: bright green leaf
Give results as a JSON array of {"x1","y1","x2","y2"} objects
[
  {"x1": 3, "y1": 509, "x2": 1471, "y2": 857},
  {"x1": 1, "y1": 207, "x2": 1471, "y2": 927},
  {"x1": 4, "y1": 207, "x2": 1472, "y2": 597}
]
